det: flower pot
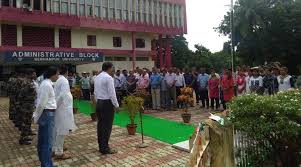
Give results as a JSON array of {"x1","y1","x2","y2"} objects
[
  {"x1": 126, "y1": 124, "x2": 137, "y2": 135},
  {"x1": 181, "y1": 113, "x2": 191, "y2": 123},
  {"x1": 90, "y1": 113, "x2": 97, "y2": 121},
  {"x1": 73, "y1": 108, "x2": 78, "y2": 114}
]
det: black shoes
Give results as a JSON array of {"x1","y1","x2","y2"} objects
[
  {"x1": 100, "y1": 148, "x2": 118, "y2": 155},
  {"x1": 19, "y1": 140, "x2": 31, "y2": 145}
]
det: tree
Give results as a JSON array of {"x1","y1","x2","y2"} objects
[
  {"x1": 171, "y1": 36, "x2": 193, "y2": 68},
  {"x1": 217, "y1": 0, "x2": 301, "y2": 73},
  {"x1": 171, "y1": 37, "x2": 231, "y2": 72}
]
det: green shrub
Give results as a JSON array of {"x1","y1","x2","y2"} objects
[
  {"x1": 122, "y1": 96, "x2": 144, "y2": 125},
  {"x1": 229, "y1": 90, "x2": 301, "y2": 167}
]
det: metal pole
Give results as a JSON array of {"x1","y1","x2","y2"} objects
[
  {"x1": 138, "y1": 107, "x2": 148, "y2": 148},
  {"x1": 230, "y1": 0, "x2": 234, "y2": 74}
]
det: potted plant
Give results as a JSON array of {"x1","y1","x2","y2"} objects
[
  {"x1": 122, "y1": 95, "x2": 144, "y2": 135},
  {"x1": 178, "y1": 87, "x2": 194, "y2": 123}
]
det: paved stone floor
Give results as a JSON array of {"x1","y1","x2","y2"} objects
[{"x1": 0, "y1": 98, "x2": 209, "y2": 167}]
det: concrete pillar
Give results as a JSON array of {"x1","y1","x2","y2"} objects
[
  {"x1": 17, "y1": 25, "x2": 22, "y2": 47},
  {"x1": 132, "y1": 32, "x2": 136, "y2": 70},
  {"x1": 54, "y1": 27, "x2": 59, "y2": 48}
]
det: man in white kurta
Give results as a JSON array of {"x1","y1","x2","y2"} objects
[{"x1": 53, "y1": 67, "x2": 77, "y2": 159}]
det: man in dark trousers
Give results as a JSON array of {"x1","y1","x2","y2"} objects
[{"x1": 94, "y1": 62, "x2": 119, "y2": 155}]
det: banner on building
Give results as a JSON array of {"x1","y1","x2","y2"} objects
[{"x1": 1, "y1": 51, "x2": 104, "y2": 63}]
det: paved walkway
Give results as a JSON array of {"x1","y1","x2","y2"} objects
[{"x1": 0, "y1": 98, "x2": 209, "y2": 167}]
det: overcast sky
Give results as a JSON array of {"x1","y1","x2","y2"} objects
[{"x1": 185, "y1": 0, "x2": 231, "y2": 52}]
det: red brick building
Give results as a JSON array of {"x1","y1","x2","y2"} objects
[{"x1": 0, "y1": 0, "x2": 187, "y2": 76}]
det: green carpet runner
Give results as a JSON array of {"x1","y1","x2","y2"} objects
[{"x1": 74, "y1": 100, "x2": 195, "y2": 144}]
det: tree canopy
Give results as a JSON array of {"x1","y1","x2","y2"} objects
[
  {"x1": 217, "y1": 0, "x2": 301, "y2": 74},
  {"x1": 171, "y1": 36, "x2": 231, "y2": 72}
]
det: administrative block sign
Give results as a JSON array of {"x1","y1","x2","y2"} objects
[{"x1": 2, "y1": 51, "x2": 104, "y2": 63}]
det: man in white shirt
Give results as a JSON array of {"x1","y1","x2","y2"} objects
[
  {"x1": 33, "y1": 66, "x2": 59, "y2": 167},
  {"x1": 175, "y1": 69, "x2": 186, "y2": 108},
  {"x1": 94, "y1": 62, "x2": 119, "y2": 155},
  {"x1": 114, "y1": 70, "x2": 125, "y2": 104},
  {"x1": 52, "y1": 66, "x2": 77, "y2": 160},
  {"x1": 164, "y1": 68, "x2": 177, "y2": 110},
  {"x1": 249, "y1": 68, "x2": 263, "y2": 94}
]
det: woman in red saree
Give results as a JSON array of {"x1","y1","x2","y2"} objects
[
  {"x1": 236, "y1": 70, "x2": 246, "y2": 96},
  {"x1": 221, "y1": 69, "x2": 234, "y2": 109}
]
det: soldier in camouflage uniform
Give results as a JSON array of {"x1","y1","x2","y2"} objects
[
  {"x1": 14, "y1": 71, "x2": 26, "y2": 130},
  {"x1": 19, "y1": 68, "x2": 37, "y2": 145},
  {"x1": 7, "y1": 72, "x2": 17, "y2": 121}
]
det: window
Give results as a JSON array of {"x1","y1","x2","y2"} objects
[
  {"x1": 164, "y1": 3, "x2": 168, "y2": 26},
  {"x1": 70, "y1": 0, "x2": 77, "y2": 15},
  {"x1": 61, "y1": 0, "x2": 68, "y2": 14},
  {"x1": 136, "y1": 38, "x2": 145, "y2": 48},
  {"x1": 105, "y1": 57, "x2": 114, "y2": 61},
  {"x1": 136, "y1": 57, "x2": 149, "y2": 61},
  {"x1": 142, "y1": 0, "x2": 147, "y2": 23},
  {"x1": 59, "y1": 29, "x2": 71, "y2": 48},
  {"x1": 106, "y1": 56, "x2": 126, "y2": 61},
  {"x1": 123, "y1": 0, "x2": 129, "y2": 20},
  {"x1": 169, "y1": 4, "x2": 173, "y2": 27},
  {"x1": 109, "y1": 0, "x2": 115, "y2": 19},
  {"x1": 1, "y1": 24, "x2": 17, "y2": 46},
  {"x1": 95, "y1": 0, "x2": 101, "y2": 17},
  {"x1": 136, "y1": 0, "x2": 140, "y2": 22},
  {"x1": 130, "y1": 0, "x2": 135, "y2": 21},
  {"x1": 129, "y1": 57, "x2": 149, "y2": 61},
  {"x1": 113, "y1": 37, "x2": 122, "y2": 47},
  {"x1": 79, "y1": 0, "x2": 85, "y2": 16},
  {"x1": 115, "y1": 57, "x2": 127, "y2": 61},
  {"x1": 23, "y1": 26, "x2": 54, "y2": 47},
  {"x1": 102, "y1": 0, "x2": 108, "y2": 18},
  {"x1": 53, "y1": 0, "x2": 60, "y2": 13},
  {"x1": 87, "y1": 35, "x2": 96, "y2": 46},
  {"x1": 116, "y1": 0, "x2": 122, "y2": 19},
  {"x1": 87, "y1": 0, "x2": 93, "y2": 16}
]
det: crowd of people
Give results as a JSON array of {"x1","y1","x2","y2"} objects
[
  {"x1": 5, "y1": 62, "x2": 301, "y2": 167},
  {"x1": 65, "y1": 64, "x2": 300, "y2": 112},
  {"x1": 7, "y1": 66, "x2": 77, "y2": 166}
]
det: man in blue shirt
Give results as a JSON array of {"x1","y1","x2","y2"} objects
[
  {"x1": 184, "y1": 69, "x2": 193, "y2": 87},
  {"x1": 80, "y1": 72, "x2": 91, "y2": 100},
  {"x1": 150, "y1": 68, "x2": 162, "y2": 110},
  {"x1": 197, "y1": 68, "x2": 209, "y2": 109}
]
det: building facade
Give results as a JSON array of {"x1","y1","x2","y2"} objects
[{"x1": 0, "y1": 0, "x2": 187, "y2": 78}]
